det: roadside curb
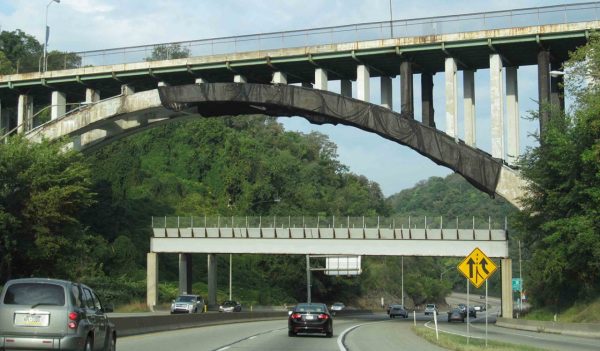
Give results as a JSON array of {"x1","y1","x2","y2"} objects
[{"x1": 495, "y1": 317, "x2": 600, "y2": 339}]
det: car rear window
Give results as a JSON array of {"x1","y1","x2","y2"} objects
[
  {"x1": 296, "y1": 304, "x2": 325, "y2": 313},
  {"x1": 3, "y1": 283, "x2": 66, "y2": 306}
]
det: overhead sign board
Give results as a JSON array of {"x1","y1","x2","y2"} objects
[
  {"x1": 457, "y1": 247, "x2": 497, "y2": 288},
  {"x1": 325, "y1": 256, "x2": 362, "y2": 276}
]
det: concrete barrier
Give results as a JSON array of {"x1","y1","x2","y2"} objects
[{"x1": 496, "y1": 317, "x2": 600, "y2": 339}]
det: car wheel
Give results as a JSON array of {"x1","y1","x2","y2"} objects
[
  {"x1": 105, "y1": 333, "x2": 116, "y2": 351},
  {"x1": 83, "y1": 336, "x2": 93, "y2": 351},
  {"x1": 288, "y1": 330, "x2": 296, "y2": 337},
  {"x1": 326, "y1": 328, "x2": 333, "y2": 338}
]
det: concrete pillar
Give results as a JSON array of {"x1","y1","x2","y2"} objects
[
  {"x1": 85, "y1": 88, "x2": 100, "y2": 104},
  {"x1": 178, "y1": 253, "x2": 192, "y2": 295},
  {"x1": 340, "y1": 79, "x2": 352, "y2": 98},
  {"x1": 356, "y1": 65, "x2": 370, "y2": 102},
  {"x1": 272, "y1": 71, "x2": 287, "y2": 84},
  {"x1": 538, "y1": 50, "x2": 551, "y2": 135},
  {"x1": 157, "y1": 81, "x2": 169, "y2": 87},
  {"x1": 445, "y1": 57, "x2": 458, "y2": 139},
  {"x1": 501, "y1": 258, "x2": 514, "y2": 319},
  {"x1": 463, "y1": 70, "x2": 476, "y2": 147},
  {"x1": 315, "y1": 68, "x2": 328, "y2": 90},
  {"x1": 51, "y1": 91, "x2": 66, "y2": 120},
  {"x1": 207, "y1": 253, "x2": 217, "y2": 308},
  {"x1": 506, "y1": 67, "x2": 520, "y2": 165},
  {"x1": 380, "y1": 76, "x2": 392, "y2": 109},
  {"x1": 17, "y1": 94, "x2": 32, "y2": 134},
  {"x1": 550, "y1": 61, "x2": 564, "y2": 112},
  {"x1": 121, "y1": 84, "x2": 135, "y2": 95},
  {"x1": 234, "y1": 75, "x2": 247, "y2": 83},
  {"x1": 400, "y1": 61, "x2": 414, "y2": 117},
  {"x1": 490, "y1": 54, "x2": 505, "y2": 159},
  {"x1": 195, "y1": 78, "x2": 207, "y2": 84},
  {"x1": 0, "y1": 99, "x2": 4, "y2": 134},
  {"x1": 147, "y1": 252, "x2": 158, "y2": 311},
  {"x1": 421, "y1": 73, "x2": 435, "y2": 127}
]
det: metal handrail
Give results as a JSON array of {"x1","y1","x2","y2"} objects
[{"x1": 19, "y1": 1, "x2": 600, "y2": 74}]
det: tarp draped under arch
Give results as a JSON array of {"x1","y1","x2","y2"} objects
[{"x1": 158, "y1": 83, "x2": 502, "y2": 196}]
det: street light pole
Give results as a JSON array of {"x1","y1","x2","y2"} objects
[
  {"x1": 229, "y1": 254, "x2": 232, "y2": 300},
  {"x1": 43, "y1": 0, "x2": 60, "y2": 72}
]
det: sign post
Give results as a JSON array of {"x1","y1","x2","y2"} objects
[{"x1": 458, "y1": 247, "x2": 498, "y2": 346}]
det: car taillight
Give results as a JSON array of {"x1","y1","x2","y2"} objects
[
  {"x1": 318, "y1": 314, "x2": 329, "y2": 320},
  {"x1": 290, "y1": 313, "x2": 302, "y2": 319},
  {"x1": 68, "y1": 312, "x2": 79, "y2": 329}
]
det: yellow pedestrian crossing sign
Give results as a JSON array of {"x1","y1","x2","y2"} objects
[{"x1": 457, "y1": 247, "x2": 497, "y2": 288}]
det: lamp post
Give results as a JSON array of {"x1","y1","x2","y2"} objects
[{"x1": 43, "y1": 0, "x2": 60, "y2": 72}]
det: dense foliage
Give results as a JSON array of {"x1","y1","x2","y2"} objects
[{"x1": 515, "y1": 35, "x2": 600, "y2": 308}]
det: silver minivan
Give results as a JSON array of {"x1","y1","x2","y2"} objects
[{"x1": 0, "y1": 278, "x2": 116, "y2": 350}]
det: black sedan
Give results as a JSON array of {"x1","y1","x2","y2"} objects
[
  {"x1": 389, "y1": 304, "x2": 409, "y2": 318},
  {"x1": 448, "y1": 308, "x2": 465, "y2": 322},
  {"x1": 288, "y1": 302, "x2": 333, "y2": 337}
]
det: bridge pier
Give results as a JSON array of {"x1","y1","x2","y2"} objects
[
  {"x1": 51, "y1": 91, "x2": 66, "y2": 120},
  {"x1": 421, "y1": 72, "x2": 435, "y2": 127},
  {"x1": 356, "y1": 65, "x2": 370, "y2": 102},
  {"x1": 506, "y1": 67, "x2": 520, "y2": 165},
  {"x1": 550, "y1": 61, "x2": 565, "y2": 112},
  {"x1": 147, "y1": 252, "x2": 159, "y2": 311},
  {"x1": 380, "y1": 76, "x2": 392, "y2": 109},
  {"x1": 17, "y1": 94, "x2": 33, "y2": 134},
  {"x1": 445, "y1": 57, "x2": 458, "y2": 139},
  {"x1": 207, "y1": 253, "x2": 217, "y2": 309},
  {"x1": 272, "y1": 71, "x2": 287, "y2": 84},
  {"x1": 463, "y1": 70, "x2": 476, "y2": 147},
  {"x1": 234, "y1": 74, "x2": 247, "y2": 83},
  {"x1": 178, "y1": 253, "x2": 192, "y2": 295},
  {"x1": 537, "y1": 50, "x2": 551, "y2": 135},
  {"x1": 400, "y1": 61, "x2": 413, "y2": 117},
  {"x1": 501, "y1": 258, "x2": 514, "y2": 319},
  {"x1": 490, "y1": 53, "x2": 505, "y2": 159},
  {"x1": 85, "y1": 88, "x2": 100, "y2": 104},
  {"x1": 314, "y1": 68, "x2": 328, "y2": 90}
]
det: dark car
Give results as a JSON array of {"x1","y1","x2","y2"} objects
[
  {"x1": 0, "y1": 278, "x2": 116, "y2": 351},
  {"x1": 457, "y1": 303, "x2": 477, "y2": 318},
  {"x1": 448, "y1": 308, "x2": 465, "y2": 322},
  {"x1": 288, "y1": 302, "x2": 333, "y2": 337},
  {"x1": 389, "y1": 304, "x2": 408, "y2": 319},
  {"x1": 219, "y1": 300, "x2": 242, "y2": 312}
]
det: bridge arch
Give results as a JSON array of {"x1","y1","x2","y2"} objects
[{"x1": 26, "y1": 83, "x2": 526, "y2": 207}]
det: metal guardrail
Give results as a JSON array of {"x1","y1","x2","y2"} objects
[
  {"x1": 152, "y1": 216, "x2": 507, "y2": 230},
  {"x1": 28, "y1": 2, "x2": 600, "y2": 73}
]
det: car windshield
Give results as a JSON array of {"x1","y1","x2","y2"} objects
[
  {"x1": 3, "y1": 283, "x2": 65, "y2": 306},
  {"x1": 222, "y1": 301, "x2": 236, "y2": 306},
  {"x1": 295, "y1": 304, "x2": 325, "y2": 313},
  {"x1": 176, "y1": 296, "x2": 195, "y2": 302},
  {"x1": 426, "y1": 304, "x2": 435, "y2": 308}
]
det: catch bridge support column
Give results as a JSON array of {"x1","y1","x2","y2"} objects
[
  {"x1": 501, "y1": 258, "x2": 514, "y2": 319},
  {"x1": 147, "y1": 252, "x2": 158, "y2": 311},
  {"x1": 207, "y1": 253, "x2": 217, "y2": 309},
  {"x1": 178, "y1": 253, "x2": 192, "y2": 295}
]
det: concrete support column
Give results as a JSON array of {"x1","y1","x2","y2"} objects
[
  {"x1": 178, "y1": 253, "x2": 192, "y2": 295},
  {"x1": 445, "y1": 57, "x2": 458, "y2": 139},
  {"x1": 421, "y1": 73, "x2": 435, "y2": 127},
  {"x1": 234, "y1": 75, "x2": 247, "y2": 83},
  {"x1": 147, "y1": 252, "x2": 158, "y2": 311},
  {"x1": 550, "y1": 61, "x2": 565, "y2": 112},
  {"x1": 506, "y1": 67, "x2": 520, "y2": 165},
  {"x1": 17, "y1": 94, "x2": 32, "y2": 134},
  {"x1": 0, "y1": 99, "x2": 4, "y2": 134},
  {"x1": 207, "y1": 253, "x2": 217, "y2": 308},
  {"x1": 51, "y1": 91, "x2": 66, "y2": 120},
  {"x1": 157, "y1": 81, "x2": 169, "y2": 87},
  {"x1": 400, "y1": 61, "x2": 414, "y2": 117},
  {"x1": 272, "y1": 71, "x2": 287, "y2": 84},
  {"x1": 315, "y1": 68, "x2": 328, "y2": 90},
  {"x1": 463, "y1": 70, "x2": 476, "y2": 147},
  {"x1": 340, "y1": 79, "x2": 352, "y2": 98},
  {"x1": 501, "y1": 258, "x2": 514, "y2": 319},
  {"x1": 121, "y1": 84, "x2": 135, "y2": 95},
  {"x1": 380, "y1": 76, "x2": 392, "y2": 109},
  {"x1": 195, "y1": 78, "x2": 207, "y2": 84},
  {"x1": 85, "y1": 88, "x2": 100, "y2": 104},
  {"x1": 356, "y1": 65, "x2": 370, "y2": 102},
  {"x1": 490, "y1": 54, "x2": 505, "y2": 159},
  {"x1": 537, "y1": 50, "x2": 551, "y2": 136}
]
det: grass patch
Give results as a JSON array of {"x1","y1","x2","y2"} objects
[
  {"x1": 412, "y1": 326, "x2": 546, "y2": 351},
  {"x1": 115, "y1": 300, "x2": 152, "y2": 313},
  {"x1": 523, "y1": 297, "x2": 600, "y2": 323}
]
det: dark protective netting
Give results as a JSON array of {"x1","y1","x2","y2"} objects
[{"x1": 158, "y1": 83, "x2": 503, "y2": 196}]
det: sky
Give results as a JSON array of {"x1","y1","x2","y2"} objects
[{"x1": 0, "y1": 0, "x2": 585, "y2": 196}]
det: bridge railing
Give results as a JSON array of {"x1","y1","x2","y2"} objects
[
  {"x1": 152, "y1": 215, "x2": 507, "y2": 230},
  {"x1": 22, "y1": 2, "x2": 600, "y2": 74}
]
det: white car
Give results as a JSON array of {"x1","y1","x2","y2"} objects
[{"x1": 330, "y1": 302, "x2": 345, "y2": 311}]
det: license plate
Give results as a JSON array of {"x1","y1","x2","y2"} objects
[
  {"x1": 14, "y1": 313, "x2": 50, "y2": 327},
  {"x1": 305, "y1": 315, "x2": 315, "y2": 320}
]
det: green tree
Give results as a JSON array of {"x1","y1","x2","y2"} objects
[
  {"x1": 0, "y1": 136, "x2": 96, "y2": 281},
  {"x1": 0, "y1": 29, "x2": 43, "y2": 74},
  {"x1": 146, "y1": 43, "x2": 190, "y2": 61},
  {"x1": 516, "y1": 34, "x2": 600, "y2": 308}
]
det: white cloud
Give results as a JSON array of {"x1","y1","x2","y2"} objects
[{"x1": 63, "y1": 0, "x2": 113, "y2": 14}]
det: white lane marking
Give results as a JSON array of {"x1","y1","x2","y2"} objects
[
  {"x1": 248, "y1": 336, "x2": 257, "y2": 340},
  {"x1": 337, "y1": 320, "x2": 388, "y2": 351},
  {"x1": 215, "y1": 347, "x2": 230, "y2": 351}
]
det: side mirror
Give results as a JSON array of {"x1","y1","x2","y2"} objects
[{"x1": 104, "y1": 303, "x2": 114, "y2": 313}]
